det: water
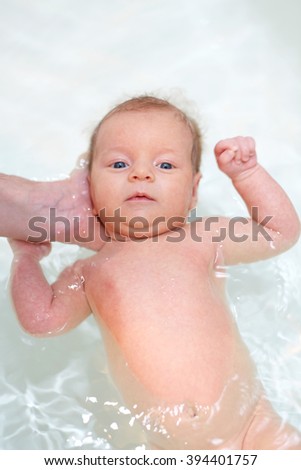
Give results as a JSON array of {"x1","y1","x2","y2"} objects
[{"x1": 0, "y1": 0, "x2": 301, "y2": 449}]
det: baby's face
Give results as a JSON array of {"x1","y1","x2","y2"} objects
[{"x1": 89, "y1": 109, "x2": 200, "y2": 238}]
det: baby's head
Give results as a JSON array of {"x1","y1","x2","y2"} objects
[
  {"x1": 88, "y1": 95, "x2": 202, "y2": 174},
  {"x1": 87, "y1": 95, "x2": 203, "y2": 238}
]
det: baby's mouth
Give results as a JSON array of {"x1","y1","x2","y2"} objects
[{"x1": 126, "y1": 192, "x2": 155, "y2": 202}]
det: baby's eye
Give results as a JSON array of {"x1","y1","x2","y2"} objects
[
  {"x1": 158, "y1": 162, "x2": 174, "y2": 170},
  {"x1": 112, "y1": 161, "x2": 128, "y2": 169}
]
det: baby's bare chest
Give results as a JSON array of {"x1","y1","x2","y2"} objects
[{"x1": 83, "y1": 238, "x2": 225, "y2": 328}]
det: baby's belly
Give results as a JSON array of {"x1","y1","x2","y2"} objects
[{"x1": 97, "y1": 307, "x2": 260, "y2": 449}]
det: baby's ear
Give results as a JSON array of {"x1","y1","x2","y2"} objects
[{"x1": 190, "y1": 172, "x2": 202, "y2": 209}]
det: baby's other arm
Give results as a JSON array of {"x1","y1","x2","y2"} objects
[
  {"x1": 0, "y1": 161, "x2": 106, "y2": 251},
  {"x1": 9, "y1": 239, "x2": 91, "y2": 336},
  {"x1": 213, "y1": 137, "x2": 300, "y2": 265}
]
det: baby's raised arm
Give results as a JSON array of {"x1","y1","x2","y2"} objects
[
  {"x1": 9, "y1": 240, "x2": 91, "y2": 336},
  {"x1": 0, "y1": 164, "x2": 106, "y2": 251},
  {"x1": 213, "y1": 136, "x2": 300, "y2": 265}
]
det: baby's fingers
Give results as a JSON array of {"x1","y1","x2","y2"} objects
[
  {"x1": 216, "y1": 148, "x2": 237, "y2": 167},
  {"x1": 215, "y1": 136, "x2": 256, "y2": 164},
  {"x1": 237, "y1": 136, "x2": 256, "y2": 162},
  {"x1": 214, "y1": 139, "x2": 237, "y2": 158}
]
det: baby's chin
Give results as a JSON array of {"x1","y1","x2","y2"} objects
[
  {"x1": 96, "y1": 206, "x2": 188, "y2": 240},
  {"x1": 103, "y1": 220, "x2": 186, "y2": 241},
  {"x1": 103, "y1": 223, "x2": 169, "y2": 241}
]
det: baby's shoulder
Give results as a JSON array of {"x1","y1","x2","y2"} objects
[{"x1": 179, "y1": 219, "x2": 218, "y2": 259}]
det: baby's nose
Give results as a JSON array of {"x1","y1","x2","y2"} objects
[{"x1": 129, "y1": 161, "x2": 155, "y2": 182}]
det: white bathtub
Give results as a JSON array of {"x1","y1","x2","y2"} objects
[{"x1": 0, "y1": 0, "x2": 300, "y2": 449}]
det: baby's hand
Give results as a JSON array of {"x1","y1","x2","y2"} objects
[
  {"x1": 9, "y1": 239, "x2": 51, "y2": 260},
  {"x1": 214, "y1": 136, "x2": 258, "y2": 180}
]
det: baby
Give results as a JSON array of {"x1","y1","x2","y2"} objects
[{"x1": 8, "y1": 96, "x2": 301, "y2": 449}]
